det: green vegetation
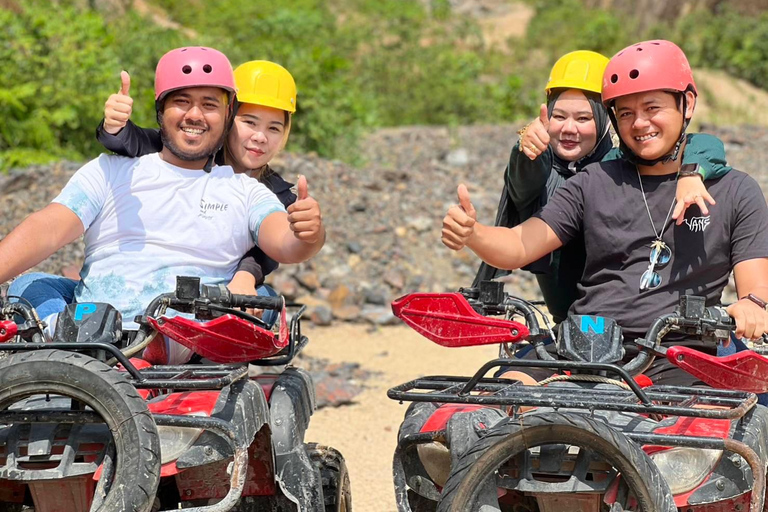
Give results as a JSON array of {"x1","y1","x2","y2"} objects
[
  {"x1": 653, "y1": 7, "x2": 768, "y2": 90},
  {"x1": 1, "y1": 0, "x2": 767, "y2": 171},
  {"x1": 524, "y1": 0, "x2": 768, "y2": 93},
  {"x1": 0, "y1": 0, "x2": 540, "y2": 171}
]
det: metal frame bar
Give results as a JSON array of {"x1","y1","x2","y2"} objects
[{"x1": 388, "y1": 358, "x2": 757, "y2": 421}]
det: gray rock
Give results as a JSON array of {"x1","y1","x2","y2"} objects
[
  {"x1": 362, "y1": 286, "x2": 390, "y2": 306},
  {"x1": 309, "y1": 305, "x2": 333, "y2": 326},
  {"x1": 407, "y1": 216, "x2": 433, "y2": 233},
  {"x1": 362, "y1": 306, "x2": 400, "y2": 326},
  {"x1": 445, "y1": 148, "x2": 470, "y2": 167}
]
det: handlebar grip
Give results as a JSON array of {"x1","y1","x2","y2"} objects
[
  {"x1": 704, "y1": 306, "x2": 735, "y2": 328},
  {"x1": 229, "y1": 294, "x2": 284, "y2": 311}
]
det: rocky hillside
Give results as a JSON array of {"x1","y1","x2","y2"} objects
[{"x1": 2, "y1": 124, "x2": 768, "y2": 324}]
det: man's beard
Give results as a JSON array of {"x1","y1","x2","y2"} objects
[{"x1": 159, "y1": 115, "x2": 226, "y2": 162}]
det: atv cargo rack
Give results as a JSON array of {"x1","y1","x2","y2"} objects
[
  {"x1": 390, "y1": 357, "x2": 766, "y2": 512},
  {"x1": 388, "y1": 358, "x2": 757, "y2": 420}
]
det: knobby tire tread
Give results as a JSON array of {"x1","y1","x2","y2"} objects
[
  {"x1": 437, "y1": 411, "x2": 676, "y2": 512},
  {"x1": 0, "y1": 349, "x2": 161, "y2": 512}
]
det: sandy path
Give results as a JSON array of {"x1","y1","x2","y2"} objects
[{"x1": 302, "y1": 324, "x2": 499, "y2": 512}]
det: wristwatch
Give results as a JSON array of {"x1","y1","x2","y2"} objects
[
  {"x1": 743, "y1": 293, "x2": 768, "y2": 311},
  {"x1": 678, "y1": 164, "x2": 704, "y2": 180}
]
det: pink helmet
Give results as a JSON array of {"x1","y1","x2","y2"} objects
[
  {"x1": 154, "y1": 47, "x2": 237, "y2": 102},
  {"x1": 602, "y1": 40, "x2": 697, "y2": 106}
]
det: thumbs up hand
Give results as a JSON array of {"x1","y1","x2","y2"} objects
[
  {"x1": 103, "y1": 71, "x2": 133, "y2": 135},
  {"x1": 442, "y1": 184, "x2": 478, "y2": 251},
  {"x1": 519, "y1": 103, "x2": 551, "y2": 161},
  {"x1": 287, "y1": 175, "x2": 324, "y2": 244}
]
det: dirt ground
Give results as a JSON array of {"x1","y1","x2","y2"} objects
[{"x1": 302, "y1": 324, "x2": 499, "y2": 512}]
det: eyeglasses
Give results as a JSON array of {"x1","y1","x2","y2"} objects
[{"x1": 640, "y1": 240, "x2": 671, "y2": 291}]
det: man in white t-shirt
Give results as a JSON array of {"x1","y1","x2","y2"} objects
[{"x1": 0, "y1": 47, "x2": 325, "y2": 362}]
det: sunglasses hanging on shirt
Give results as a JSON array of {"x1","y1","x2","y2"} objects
[{"x1": 637, "y1": 169, "x2": 678, "y2": 292}]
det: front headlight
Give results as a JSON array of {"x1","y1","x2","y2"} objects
[
  {"x1": 417, "y1": 442, "x2": 451, "y2": 487},
  {"x1": 157, "y1": 424, "x2": 204, "y2": 464},
  {"x1": 650, "y1": 448, "x2": 722, "y2": 494}
]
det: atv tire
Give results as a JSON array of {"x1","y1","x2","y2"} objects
[
  {"x1": 0, "y1": 350, "x2": 161, "y2": 512},
  {"x1": 437, "y1": 412, "x2": 676, "y2": 512},
  {"x1": 306, "y1": 443, "x2": 352, "y2": 512}
]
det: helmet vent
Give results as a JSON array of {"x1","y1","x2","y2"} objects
[
  {"x1": 182, "y1": 65, "x2": 192, "y2": 74},
  {"x1": 203, "y1": 64, "x2": 212, "y2": 73},
  {"x1": 610, "y1": 74, "x2": 619, "y2": 84},
  {"x1": 636, "y1": 47, "x2": 643, "y2": 52},
  {"x1": 629, "y1": 69, "x2": 640, "y2": 79}
]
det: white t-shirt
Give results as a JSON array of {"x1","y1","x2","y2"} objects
[{"x1": 53, "y1": 153, "x2": 285, "y2": 328}]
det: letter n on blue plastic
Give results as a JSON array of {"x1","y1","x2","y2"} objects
[{"x1": 580, "y1": 316, "x2": 605, "y2": 335}]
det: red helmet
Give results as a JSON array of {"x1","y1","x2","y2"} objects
[
  {"x1": 154, "y1": 47, "x2": 236, "y2": 102},
  {"x1": 601, "y1": 40, "x2": 696, "y2": 106}
]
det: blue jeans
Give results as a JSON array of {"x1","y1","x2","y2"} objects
[
  {"x1": 256, "y1": 284, "x2": 279, "y2": 329},
  {"x1": 8, "y1": 273, "x2": 77, "y2": 320},
  {"x1": 8, "y1": 273, "x2": 279, "y2": 329}
]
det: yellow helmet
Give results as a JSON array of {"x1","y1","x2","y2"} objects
[
  {"x1": 233, "y1": 60, "x2": 297, "y2": 113},
  {"x1": 545, "y1": 50, "x2": 609, "y2": 95}
]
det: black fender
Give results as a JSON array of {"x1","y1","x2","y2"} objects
[
  {"x1": 177, "y1": 379, "x2": 270, "y2": 468},
  {"x1": 688, "y1": 404, "x2": 768, "y2": 504},
  {"x1": 270, "y1": 366, "x2": 324, "y2": 512}
]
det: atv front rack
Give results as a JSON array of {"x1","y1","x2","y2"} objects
[
  {"x1": 0, "y1": 342, "x2": 252, "y2": 390},
  {"x1": 0, "y1": 410, "x2": 249, "y2": 512},
  {"x1": 388, "y1": 358, "x2": 758, "y2": 420},
  {"x1": 391, "y1": 358, "x2": 766, "y2": 512}
]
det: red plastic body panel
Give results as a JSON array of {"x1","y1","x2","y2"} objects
[
  {"x1": 116, "y1": 358, "x2": 154, "y2": 399},
  {"x1": 643, "y1": 416, "x2": 731, "y2": 457},
  {"x1": 147, "y1": 391, "x2": 219, "y2": 416},
  {"x1": 391, "y1": 293, "x2": 529, "y2": 347},
  {"x1": 251, "y1": 374, "x2": 279, "y2": 402},
  {"x1": 420, "y1": 404, "x2": 488, "y2": 433},
  {"x1": 645, "y1": 416, "x2": 732, "y2": 507},
  {"x1": 667, "y1": 346, "x2": 768, "y2": 393},
  {"x1": 0, "y1": 478, "x2": 25, "y2": 503},
  {"x1": 175, "y1": 424, "x2": 276, "y2": 498},
  {"x1": 0, "y1": 320, "x2": 18, "y2": 342},
  {"x1": 27, "y1": 475, "x2": 96, "y2": 512},
  {"x1": 148, "y1": 392, "x2": 220, "y2": 478},
  {"x1": 148, "y1": 311, "x2": 288, "y2": 363}
]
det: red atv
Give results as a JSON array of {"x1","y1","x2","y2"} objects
[
  {"x1": 0, "y1": 276, "x2": 351, "y2": 512},
  {"x1": 389, "y1": 281, "x2": 768, "y2": 512}
]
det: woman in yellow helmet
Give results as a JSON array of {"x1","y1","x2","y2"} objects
[
  {"x1": 95, "y1": 60, "x2": 304, "y2": 326},
  {"x1": 475, "y1": 50, "x2": 731, "y2": 325}
]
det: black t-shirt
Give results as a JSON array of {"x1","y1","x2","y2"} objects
[{"x1": 535, "y1": 159, "x2": 768, "y2": 341}]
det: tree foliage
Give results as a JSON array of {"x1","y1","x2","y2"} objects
[{"x1": 2, "y1": 0, "x2": 767, "y2": 172}]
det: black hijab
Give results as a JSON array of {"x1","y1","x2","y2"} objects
[{"x1": 473, "y1": 88, "x2": 613, "y2": 286}]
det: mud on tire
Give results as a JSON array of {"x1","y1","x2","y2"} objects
[
  {"x1": 437, "y1": 412, "x2": 676, "y2": 512},
  {"x1": 306, "y1": 443, "x2": 352, "y2": 512},
  {"x1": 0, "y1": 350, "x2": 161, "y2": 512}
]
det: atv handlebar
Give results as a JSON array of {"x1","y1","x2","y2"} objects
[
  {"x1": 625, "y1": 304, "x2": 736, "y2": 375},
  {"x1": 461, "y1": 284, "x2": 742, "y2": 376},
  {"x1": 200, "y1": 284, "x2": 284, "y2": 311}
]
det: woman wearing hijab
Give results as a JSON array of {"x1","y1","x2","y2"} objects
[{"x1": 475, "y1": 50, "x2": 731, "y2": 324}]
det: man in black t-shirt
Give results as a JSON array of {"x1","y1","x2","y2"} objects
[{"x1": 442, "y1": 40, "x2": 768, "y2": 385}]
